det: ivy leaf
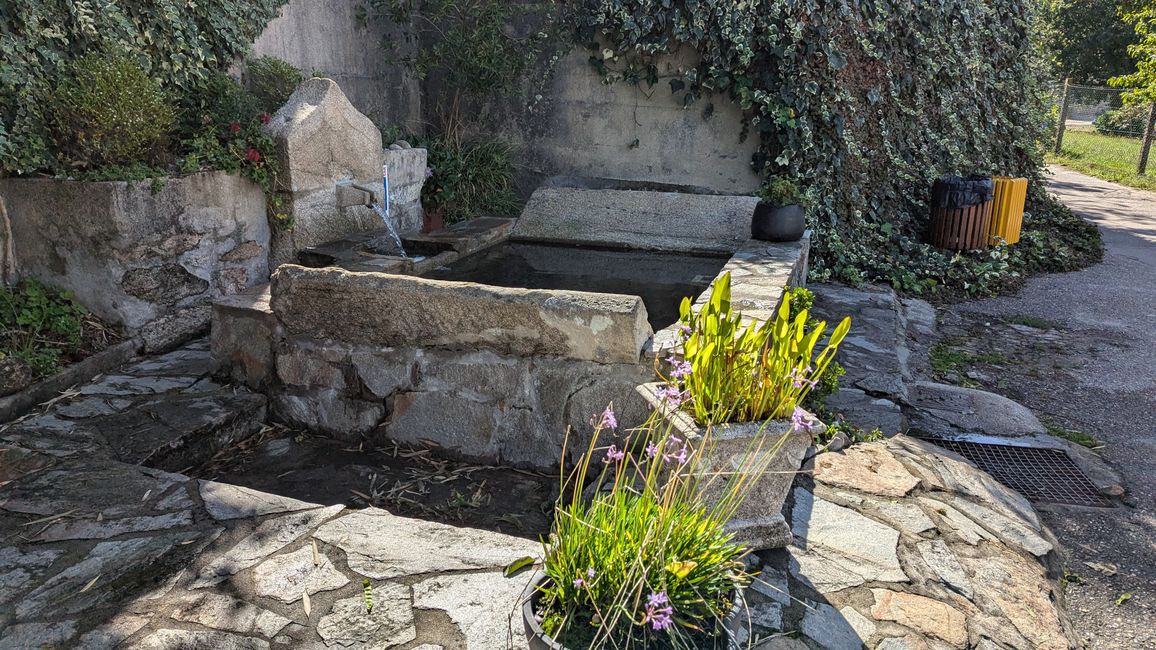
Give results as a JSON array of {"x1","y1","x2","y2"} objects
[
  {"x1": 670, "y1": 78, "x2": 686, "y2": 94},
  {"x1": 827, "y1": 48, "x2": 848, "y2": 70}
]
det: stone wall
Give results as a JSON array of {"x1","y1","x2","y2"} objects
[
  {"x1": 496, "y1": 49, "x2": 761, "y2": 195},
  {"x1": 247, "y1": 0, "x2": 421, "y2": 131},
  {"x1": 265, "y1": 79, "x2": 426, "y2": 265},
  {"x1": 0, "y1": 172, "x2": 270, "y2": 351},
  {"x1": 212, "y1": 283, "x2": 654, "y2": 468}
]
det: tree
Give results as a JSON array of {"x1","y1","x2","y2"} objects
[
  {"x1": 1110, "y1": 3, "x2": 1156, "y2": 103},
  {"x1": 1040, "y1": 0, "x2": 1137, "y2": 84}
]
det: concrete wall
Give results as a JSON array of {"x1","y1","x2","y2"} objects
[
  {"x1": 0, "y1": 172, "x2": 271, "y2": 351},
  {"x1": 248, "y1": 0, "x2": 421, "y2": 131},
  {"x1": 505, "y1": 49, "x2": 761, "y2": 194}
]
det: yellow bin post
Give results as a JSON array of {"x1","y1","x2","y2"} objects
[{"x1": 990, "y1": 177, "x2": 1027, "y2": 245}]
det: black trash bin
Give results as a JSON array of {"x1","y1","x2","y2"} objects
[{"x1": 928, "y1": 176, "x2": 994, "y2": 251}]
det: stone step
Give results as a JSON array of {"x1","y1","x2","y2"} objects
[{"x1": 0, "y1": 339, "x2": 267, "y2": 473}]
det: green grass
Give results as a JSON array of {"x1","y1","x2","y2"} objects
[
  {"x1": 929, "y1": 337, "x2": 1008, "y2": 377},
  {"x1": 1005, "y1": 314, "x2": 1063, "y2": 330},
  {"x1": 1048, "y1": 127, "x2": 1156, "y2": 192},
  {"x1": 1044, "y1": 420, "x2": 1100, "y2": 449}
]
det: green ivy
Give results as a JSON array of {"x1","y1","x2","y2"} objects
[
  {"x1": 570, "y1": 0, "x2": 1100, "y2": 297},
  {"x1": 0, "y1": 0, "x2": 287, "y2": 176}
]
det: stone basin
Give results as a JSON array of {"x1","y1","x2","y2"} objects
[{"x1": 212, "y1": 187, "x2": 810, "y2": 469}]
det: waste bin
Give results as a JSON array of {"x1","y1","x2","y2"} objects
[
  {"x1": 989, "y1": 177, "x2": 1027, "y2": 245},
  {"x1": 928, "y1": 176, "x2": 994, "y2": 251}
]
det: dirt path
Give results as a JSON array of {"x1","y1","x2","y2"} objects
[{"x1": 943, "y1": 166, "x2": 1156, "y2": 648}]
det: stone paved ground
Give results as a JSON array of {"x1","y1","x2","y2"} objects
[
  {"x1": 0, "y1": 289, "x2": 1083, "y2": 648},
  {"x1": 936, "y1": 166, "x2": 1156, "y2": 649},
  {"x1": 0, "y1": 342, "x2": 540, "y2": 649},
  {"x1": 3, "y1": 343, "x2": 1078, "y2": 648}
]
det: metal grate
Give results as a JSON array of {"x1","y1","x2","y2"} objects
[{"x1": 922, "y1": 438, "x2": 1112, "y2": 508}]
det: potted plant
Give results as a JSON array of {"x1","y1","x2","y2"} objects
[
  {"x1": 523, "y1": 404, "x2": 780, "y2": 649},
  {"x1": 751, "y1": 178, "x2": 807, "y2": 242},
  {"x1": 637, "y1": 272, "x2": 851, "y2": 548}
]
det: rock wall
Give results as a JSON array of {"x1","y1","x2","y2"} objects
[
  {"x1": 265, "y1": 79, "x2": 425, "y2": 265},
  {"x1": 0, "y1": 172, "x2": 270, "y2": 351},
  {"x1": 247, "y1": 0, "x2": 421, "y2": 131}
]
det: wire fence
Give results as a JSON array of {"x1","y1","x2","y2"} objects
[{"x1": 1050, "y1": 80, "x2": 1156, "y2": 176}]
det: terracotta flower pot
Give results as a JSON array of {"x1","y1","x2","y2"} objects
[{"x1": 422, "y1": 205, "x2": 445, "y2": 234}]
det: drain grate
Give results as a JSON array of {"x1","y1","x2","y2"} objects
[{"x1": 921, "y1": 438, "x2": 1112, "y2": 507}]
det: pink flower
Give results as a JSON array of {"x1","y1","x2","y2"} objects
[
  {"x1": 229, "y1": 122, "x2": 241, "y2": 133},
  {"x1": 259, "y1": 113, "x2": 271, "y2": 124},
  {"x1": 599, "y1": 405, "x2": 617, "y2": 430},
  {"x1": 791, "y1": 406, "x2": 818, "y2": 432},
  {"x1": 645, "y1": 442, "x2": 659, "y2": 458},
  {"x1": 603, "y1": 445, "x2": 626, "y2": 464},
  {"x1": 643, "y1": 591, "x2": 674, "y2": 631},
  {"x1": 245, "y1": 147, "x2": 262, "y2": 163}
]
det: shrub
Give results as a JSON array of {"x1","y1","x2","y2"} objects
[
  {"x1": 536, "y1": 408, "x2": 778, "y2": 648},
  {"x1": 48, "y1": 53, "x2": 175, "y2": 170},
  {"x1": 175, "y1": 72, "x2": 288, "y2": 227},
  {"x1": 757, "y1": 177, "x2": 805, "y2": 207},
  {"x1": 0, "y1": 0, "x2": 285, "y2": 176},
  {"x1": 1093, "y1": 103, "x2": 1152, "y2": 136},
  {"x1": 662, "y1": 273, "x2": 851, "y2": 426},
  {"x1": 244, "y1": 56, "x2": 304, "y2": 114},
  {"x1": 421, "y1": 137, "x2": 522, "y2": 222},
  {"x1": 0, "y1": 279, "x2": 91, "y2": 376}
]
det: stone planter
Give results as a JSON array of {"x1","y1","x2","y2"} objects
[
  {"x1": 636, "y1": 382, "x2": 820, "y2": 550},
  {"x1": 521, "y1": 571, "x2": 743, "y2": 650}
]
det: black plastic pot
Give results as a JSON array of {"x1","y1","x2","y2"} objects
[
  {"x1": 522, "y1": 574, "x2": 569, "y2": 650},
  {"x1": 751, "y1": 202, "x2": 805, "y2": 242},
  {"x1": 521, "y1": 572, "x2": 743, "y2": 650}
]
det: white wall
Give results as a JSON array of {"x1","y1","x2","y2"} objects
[{"x1": 248, "y1": 0, "x2": 421, "y2": 131}]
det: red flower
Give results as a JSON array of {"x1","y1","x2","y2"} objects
[
  {"x1": 229, "y1": 122, "x2": 241, "y2": 134},
  {"x1": 259, "y1": 113, "x2": 271, "y2": 124},
  {"x1": 245, "y1": 147, "x2": 261, "y2": 163}
]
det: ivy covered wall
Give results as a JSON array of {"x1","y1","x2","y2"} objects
[{"x1": 569, "y1": 0, "x2": 1098, "y2": 294}]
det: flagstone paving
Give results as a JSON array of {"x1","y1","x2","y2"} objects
[{"x1": 0, "y1": 308, "x2": 1080, "y2": 648}]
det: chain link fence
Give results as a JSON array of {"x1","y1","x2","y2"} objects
[{"x1": 1051, "y1": 80, "x2": 1156, "y2": 176}]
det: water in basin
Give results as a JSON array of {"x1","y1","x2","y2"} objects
[{"x1": 423, "y1": 242, "x2": 728, "y2": 330}]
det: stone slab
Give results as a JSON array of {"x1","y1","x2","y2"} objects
[
  {"x1": 791, "y1": 488, "x2": 906, "y2": 583},
  {"x1": 312, "y1": 508, "x2": 539, "y2": 580},
  {"x1": 814, "y1": 442, "x2": 921, "y2": 498},
  {"x1": 412, "y1": 571, "x2": 530, "y2": 650},
  {"x1": 251, "y1": 545, "x2": 350, "y2": 604},
  {"x1": 317, "y1": 587, "x2": 416, "y2": 649},
  {"x1": 199, "y1": 481, "x2": 319, "y2": 520},
  {"x1": 270, "y1": 264, "x2": 650, "y2": 364},
  {"x1": 512, "y1": 187, "x2": 758, "y2": 253},
  {"x1": 908, "y1": 382, "x2": 1047, "y2": 436},
  {"x1": 193, "y1": 505, "x2": 344, "y2": 587},
  {"x1": 870, "y1": 589, "x2": 967, "y2": 647}
]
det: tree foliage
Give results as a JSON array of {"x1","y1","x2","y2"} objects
[
  {"x1": 1038, "y1": 0, "x2": 1138, "y2": 84},
  {"x1": 1110, "y1": 3, "x2": 1156, "y2": 103},
  {"x1": 0, "y1": 0, "x2": 287, "y2": 176}
]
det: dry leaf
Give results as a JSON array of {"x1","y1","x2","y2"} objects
[
  {"x1": 1085, "y1": 561, "x2": 1118, "y2": 576},
  {"x1": 302, "y1": 590, "x2": 312, "y2": 616}
]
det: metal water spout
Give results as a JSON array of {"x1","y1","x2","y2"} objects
[{"x1": 335, "y1": 180, "x2": 380, "y2": 208}]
